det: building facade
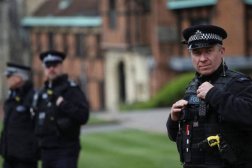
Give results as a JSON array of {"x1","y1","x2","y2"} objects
[
  {"x1": 0, "y1": 0, "x2": 40, "y2": 102},
  {"x1": 19, "y1": 0, "x2": 252, "y2": 111},
  {"x1": 101, "y1": 0, "x2": 252, "y2": 110},
  {"x1": 167, "y1": 0, "x2": 252, "y2": 71},
  {"x1": 0, "y1": 0, "x2": 10, "y2": 102},
  {"x1": 101, "y1": 0, "x2": 153, "y2": 110},
  {"x1": 22, "y1": 0, "x2": 104, "y2": 111}
]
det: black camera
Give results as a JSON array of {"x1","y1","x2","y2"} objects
[{"x1": 180, "y1": 95, "x2": 200, "y2": 121}]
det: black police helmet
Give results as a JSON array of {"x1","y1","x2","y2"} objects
[
  {"x1": 39, "y1": 50, "x2": 66, "y2": 66},
  {"x1": 4, "y1": 62, "x2": 31, "y2": 79}
]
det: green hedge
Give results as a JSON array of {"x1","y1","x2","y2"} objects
[{"x1": 120, "y1": 72, "x2": 194, "y2": 111}]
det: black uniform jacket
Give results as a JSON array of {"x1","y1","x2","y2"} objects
[
  {"x1": 35, "y1": 74, "x2": 89, "y2": 149},
  {"x1": 167, "y1": 65, "x2": 252, "y2": 166},
  {"x1": 0, "y1": 81, "x2": 39, "y2": 162}
]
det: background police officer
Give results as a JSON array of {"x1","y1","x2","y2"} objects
[
  {"x1": 0, "y1": 62, "x2": 39, "y2": 168},
  {"x1": 167, "y1": 25, "x2": 252, "y2": 168},
  {"x1": 34, "y1": 50, "x2": 89, "y2": 168}
]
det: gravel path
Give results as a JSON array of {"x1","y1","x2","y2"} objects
[{"x1": 82, "y1": 108, "x2": 170, "y2": 134}]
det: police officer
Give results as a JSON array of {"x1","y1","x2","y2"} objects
[
  {"x1": 0, "y1": 63, "x2": 39, "y2": 168},
  {"x1": 167, "y1": 25, "x2": 252, "y2": 168},
  {"x1": 34, "y1": 50, "x2": 89, "y2": 168}
]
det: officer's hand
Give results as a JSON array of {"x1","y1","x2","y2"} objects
[
  {"x1": 197, "y1": 82, "x2": 214, "y2": 99},
  {"x1": 170, "y1": 99, "x2": 188, "y2": 121}
]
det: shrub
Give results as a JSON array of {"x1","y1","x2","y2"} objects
[{"x1": 120, "y1": 72, "x2": 194, "y2": 111}]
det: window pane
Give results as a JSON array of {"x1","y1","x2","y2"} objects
[
  {"x1": 109, "y1": 0, "x2": 116, "y2": 29},
  {"x1": 75, "y1": 33, "x2": 85, "y2": 57},
  {"x1": 48, "y1": 32, "x2": 54, "y2": 50}
]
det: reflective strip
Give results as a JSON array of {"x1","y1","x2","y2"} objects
[{"x1": 43, "y1": 54, "x2": 62, "y2": 63}]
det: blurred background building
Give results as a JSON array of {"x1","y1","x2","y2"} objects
[
  {"x1": 1, "y1": 0, "x2": 252, "y2": 112},
  {"x1": 0, "y1": 0, "x2": 44, "y2": 102},
  {"x1": 22, "y1": 0, "x2": 103, "y2": 111}
]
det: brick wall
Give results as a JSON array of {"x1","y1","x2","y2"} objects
[
  {"x1": 214, "y1": 0, "x2": 245, "y2": 56},
  {"x1": 30, "y1": 28, "x2": 105, "y2": 111}
]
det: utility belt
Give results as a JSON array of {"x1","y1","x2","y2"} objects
[
  {"x1": 195, "y1": 135, "x2": 237, "y2": 165},
  {"x1": 177, "y1": 124, "x2": 237, "y2": 166}
]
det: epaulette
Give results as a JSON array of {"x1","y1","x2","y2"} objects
[
  {"x1": 236, "y1": 76, "x2": 251, "y2": 82},
  {"x1": 227, "y1": 70, "x2": 252, "y2": 82}
]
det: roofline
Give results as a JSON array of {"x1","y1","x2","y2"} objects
[
  {"x1": 21, "y1": 16, "x2": 102, "y2": 27},
  {"x1": 167, "y1": 0, "x2": 218, "y2": 10},
  {"x1": 244, "y1": 0, "x2": 252, "y2": 5}
]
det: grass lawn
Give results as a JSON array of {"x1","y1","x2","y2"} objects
[
  {"x1": 0, "y1": 128, "x2": 181, "y2": 168},
  {"x1": 88, "y1": 115, "x2": 119, "y2": 126},
  {"x1": 79, "y1": 129, "x2": 181, "y2": 168}
]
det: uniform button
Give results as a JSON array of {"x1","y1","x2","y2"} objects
[{"x1": 50, "y1": 117, "x2": 54, "y2": 121}]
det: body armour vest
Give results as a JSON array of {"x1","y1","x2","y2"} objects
[{"x1": 176, "y1": 69, "x2": 246, "y2": 166}]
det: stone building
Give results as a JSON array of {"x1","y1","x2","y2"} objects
[
  {"x1": 101, "y1": 0, "x2": 182, "y2": 110},
  {"x1": 0, "y1": 0, "x2": 10, "y2": 101},
  {"x1": 0, "y1": 0, "x2": 44, "y2": 101},
  {"x1": 101, "y1": 0, "x2": 153, "y2": 110}
]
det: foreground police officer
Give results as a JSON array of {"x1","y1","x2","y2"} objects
[
  {"x1": 34, "y1": 50, "x2": 89, "y2": 168},
  {"x1": 0, "y1": 63, "x2": 39, "y2": 168},
  {"x1": 167, "y1": 25, "x2": 252, "y2": 168}
]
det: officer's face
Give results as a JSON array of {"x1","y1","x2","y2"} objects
[
  {"x1": 6, "y1": 75, "x2": 24, "y2": 89},
  {"x1": 190, "y1": 44, "x2": 225, "y2": 76},
  {"x1": 44, "y1": 62, "x2": 63, "y2": 80}
]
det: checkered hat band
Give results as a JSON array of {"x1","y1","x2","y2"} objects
[{"x1": 188, "y1": 33, "x2": 223, "y2": 43}]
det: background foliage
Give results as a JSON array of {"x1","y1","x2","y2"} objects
[{"x1": 120, "y1": 72, "x2": 194, "y2": 111}]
